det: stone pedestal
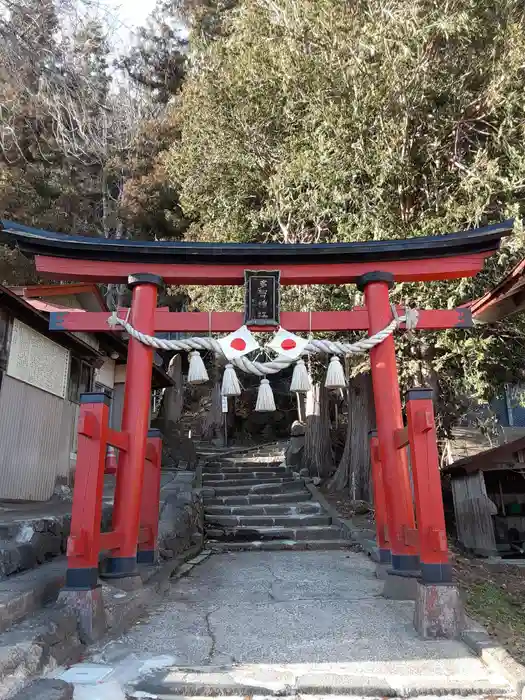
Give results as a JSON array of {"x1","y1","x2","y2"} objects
[
  {"x1": 375, "y1": 563, "x2": 390, "y2": 580},
  {"x1": 103, "y1": 574, "x2": 143, "y2": 592},
  {"x1": 382, "y1": 569, "x2": 420, "y2": 600},
  {"x1": 57, "y1": 586, "x2": 107, "y2": 644},
  {"x1": 10, "y1": 679, "x2": 74, "y2": 700},
  {"x1": 375, "y1": 547, "x2": 391, "y2": 578},
  {"x1": 414, "y1": 580, "x2": 465, "y2": 639}
]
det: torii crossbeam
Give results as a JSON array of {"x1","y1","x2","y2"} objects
[{"x1": 49, "y1": 307, "x2": 472, "y2": 333}]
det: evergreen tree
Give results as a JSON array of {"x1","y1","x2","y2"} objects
[{"x1": 168, "y1": 0, "x2": 525, "y2": 435}]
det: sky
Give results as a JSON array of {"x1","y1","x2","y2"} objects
[
  {"x1": 100, "y1": 0, "x2": 157, "y2": 38},
  {"x1": 107, "y1": 0, "x2": 157, "y2": 29}
]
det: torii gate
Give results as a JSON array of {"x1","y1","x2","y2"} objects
[{"x1": 0, "y1": 218, "x2": 514, "y2": 639}]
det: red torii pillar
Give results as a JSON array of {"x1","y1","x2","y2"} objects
[
  {"x1": 103, "y1": 273, "x2": 163, "y2": 581},
  {"x1": 357, "y1": 273, "x2": 419, "y2": 595},
  {"x1": 369, "y1": 429, "x2": 390, "y2": 570}
]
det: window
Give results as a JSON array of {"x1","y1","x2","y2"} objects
[{"x1": 68, "y1": 357, "x2": 94, "y2": 403}]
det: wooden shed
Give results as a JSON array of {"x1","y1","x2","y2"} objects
[{"x1": 443, "y1": 436, "x2": 525, "y2": 558}]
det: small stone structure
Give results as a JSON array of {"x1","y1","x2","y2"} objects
[
  {"x1": 158, "y1": 470, "x2": 204, "y2": 559},
  {"x1": 285, "y1": 421, "x2": 305, "y2": 470},
  {"x1": 414, "y1": 581, "x2": 465, "y2": 639}
]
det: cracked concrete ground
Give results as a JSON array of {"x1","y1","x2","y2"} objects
[{"x1": 72, "y1": 550, "x2": 514, "y2": 697}]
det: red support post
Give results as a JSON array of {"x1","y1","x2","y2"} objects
[
  {"x1": 369, "y1": 431, "x2": 391, "y2": 565},
  {"x1": 66, "y1": 392, "x2": 111, "y2": 589},
  {"x1": 104, "y1": 273, "x2": 163, "y2": 581},
  {"x1": 137, "y1": 429, "x2": 163, "y2": 565},
  {"x1": 406, "y1": 388, "x2": 452, "y2": 583},
  {"x1": 357, "y1": 272, "x2": 419, "y2": 573}
]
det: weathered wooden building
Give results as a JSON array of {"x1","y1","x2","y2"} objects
[
  {"x1": 439, "y1": 253, "x2": 525, "y2": 558},
  {"x1": 443, "y1": 437, "x2": 525, "y2": 558},
  {"x1": 0, "y1": 284, "x2": 172, "y2": 501}
]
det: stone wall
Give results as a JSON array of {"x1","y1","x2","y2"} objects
[{"x1": 157, "y1": 468, "x2": 204, "y2": 559}]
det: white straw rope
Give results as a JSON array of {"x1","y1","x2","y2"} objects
[{"x1": 107, "y1": 308, "x2": 419, "y2": 376}]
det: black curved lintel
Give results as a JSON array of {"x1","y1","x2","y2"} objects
[{"x1": 0, "y1": 219, "x2": 514, "y2": 266}]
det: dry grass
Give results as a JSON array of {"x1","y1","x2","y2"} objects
[{"x1": 452, "y1": 549, "x2": 525, "y2": 664}]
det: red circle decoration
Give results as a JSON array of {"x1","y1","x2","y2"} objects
[
  {"x1": 230, "y1": 337, "x2": 247, "y2": 351},
  {"x1": 281, "y1": 338, "x2": 297, "y2": 351}
]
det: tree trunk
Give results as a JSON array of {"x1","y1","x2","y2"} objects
[
  {"x1": 158, "y1": 354, "x2": 183, "y2": 432},
  {"x1": 201, "y1": 380, "x2": 223, "y2": 442},
  {"x1": 303, "y1": 383, "x2": 334, "y2": 478},
  {"x1": 328, "y1": 372, "x2": 375, "y2": 500}
]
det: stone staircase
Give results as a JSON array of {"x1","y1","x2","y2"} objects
[{"x1": 202, "y1": 447, "x2": 352, "y2": 550}]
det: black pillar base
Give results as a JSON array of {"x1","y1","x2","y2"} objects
[
  {"x1": 137, "y1": 550, "x2": 157, "y2": 565},
  {"x1": 65, "y1": 567, "x2": 99, "y2": 591},
  {"x1": 100, "y1": 556, "x2": 138, "y2": 579},
  {"x1": 420, "y1": 562, "x2": 453, "y2": 584},
  {"x1": 378, "y1": 548, "x2": 392, "y2": 565},
  {"x1": 391, "y1": 553, "x2": 420, "y2": 572}
]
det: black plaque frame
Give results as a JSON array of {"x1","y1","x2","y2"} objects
[{"x1": 244, "y1": 270, "x2": 280, "y2": 326}]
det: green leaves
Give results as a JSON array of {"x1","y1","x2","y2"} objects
[{"x1": 166, "y1": 0, "x2": 525, "y2": 432}]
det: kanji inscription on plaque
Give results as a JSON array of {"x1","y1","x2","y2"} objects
[{"x1": 244, "y1": 270, "x2": 280, "y2": 326}]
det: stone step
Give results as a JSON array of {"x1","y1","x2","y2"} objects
[
  {"x1": 205, "y1": 492, "x2": 312, "y2": 507},
  {"x1": 202, "y1": 470, "x2": 290, "y2": 480},
  {"x1": 207, "y1": 539, "x2": 355, "y2": 552},
  {"x1": 203, "y1": 476, "x2": 295, "y2": 488},
  {"x1": 205, "y1": 460, "x2": 284, "y2": 470},
  {"x1": 206, "y1": 524, "x2": 345, "y2": 541},
  {"x1": 0, "y1": 502, "x2": 112, "y2": 582},
  {"x1": 0, "y1": 558, "x2": 66, "y2": 634},
  {"x1": 198, "y1": 442, "x2": 282, "y2": 452},
  {"x1": 203, "y1": 462, "x2": 289, "y2": 474},
  {"x1": 208, "y1": 480, "x2": 305, "y2": 497},
  {"x1": 205, "y1": 514, "x2": 332, "y2": 528},
  {"x1": 204, "y1": 502, "x2": 323, "y2": 516},
  {"x1": 132, "y1": 664, "x2": 514, "y2": 698},
  {"x1": 0, "y1": 598, "x2": 83, "y2": 697},
  {"x1": 0, "y1": 512, "x2": 70, "y2": 579}
]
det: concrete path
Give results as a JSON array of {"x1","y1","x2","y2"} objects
[{"x1": 63, "y1": 549, "x2": 513, "y2": 698}]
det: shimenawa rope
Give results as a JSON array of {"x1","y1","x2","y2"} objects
[{"x1": 107, "y1": 308, "x2": 418, "y2": 376}]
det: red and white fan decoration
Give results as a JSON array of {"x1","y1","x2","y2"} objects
[
  {"x1": 266, "y1": 327, "x2": 312, "y2": 394},
  {"x1": 266, "y1": 327, "x2": 309, "y2": 360},
  {"x1": 218, "y1": 325, "x2": 259, "y2": 360},
  {"x1": 216, "y1": 326, "x2": 261, "y2": 400}
]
